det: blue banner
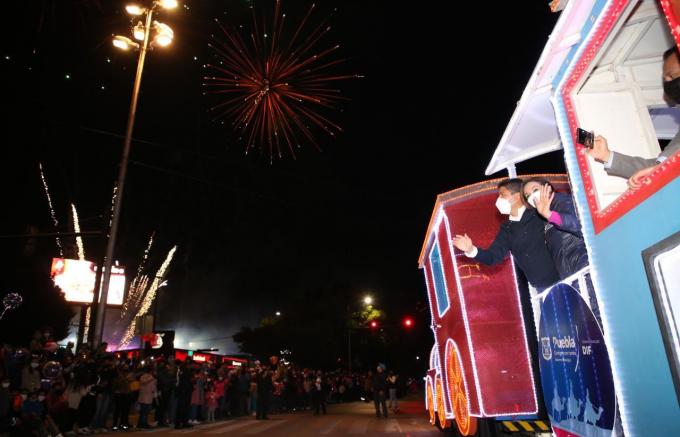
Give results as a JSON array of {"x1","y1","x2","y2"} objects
[{"x1": 538, "y1": 283, "x2": 615, "y2": 437}]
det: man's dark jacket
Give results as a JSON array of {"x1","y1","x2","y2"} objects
[{"x1": 474, "y1": 208, "x2": 559, "y2": 290}]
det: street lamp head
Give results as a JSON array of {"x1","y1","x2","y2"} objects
[
  {"x1": 133, "y1": 22, "x2": 145, "y2": 41},
  {"x1": 157, "y1": 0, "x2": 178, "y2": 9},
  {"x1": 275, "y1": 311, "x2": 281, "y2": 317},
  {"x1": 113, "y1": 35, "x2": 139, "y2": 51},
  {"x1": 125, "y1": 4, "x2": 146, "y2": 15},
  {"x1": 153, "y1": 21, "x2": 174, "y2": 47},
  {"x1": 363, "y1": 296, "x2": 373, "y2": 305}
]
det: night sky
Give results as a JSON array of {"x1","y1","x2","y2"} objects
[{"x1": 1, "y1": 1, "x2": 564, "y2": 353}]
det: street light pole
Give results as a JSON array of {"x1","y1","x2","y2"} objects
[
  {"x1": 93, "y1": 8, "x2": 154, "y2": 346},
  {"x1": 348, "y1": 329, "x2": 352, "y2": 373}
]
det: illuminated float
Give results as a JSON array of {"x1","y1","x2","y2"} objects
[{"x1": 420, "y1": 1, "x2": 680, "y2": 435}]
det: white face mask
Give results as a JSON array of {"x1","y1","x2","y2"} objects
[
  {"x1": 38, "y1": 395, "x2": 46, "y2": 401},
  {"x1": 495, "y1": 197, "x2": 512, "y2": 215},
  {"x1": 527, "y1": 190, "x2": 540, "y2": 209},
  {"x1": 1, "y1": 383, "x2": 9, "y2": 388},
  {"x1": 20, "y1": 394, "x2": 27, "y2": 401},
  {"x1": 30, "y1": 363, "x2": 39, "y2": 369}
]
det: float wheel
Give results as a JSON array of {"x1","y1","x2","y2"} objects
[{"x1": 446, "y1": 342, "x2": 478, "y2": 436}]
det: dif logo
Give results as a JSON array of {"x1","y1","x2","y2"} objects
[{"x1": 541, "y1": 337, "x2": 552, "y2": 360}]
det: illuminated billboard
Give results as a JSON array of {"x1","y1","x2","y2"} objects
[{"x1": 50, "y1": 258, "x2": 125, "y2": 305}]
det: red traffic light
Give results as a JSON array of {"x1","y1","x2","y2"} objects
[
  {"x1": 370, "y1": 320, "x2": 378, "y2": 329},
  {"x1": 403, "y1": 317, "x2": 414, "y2": 328}
]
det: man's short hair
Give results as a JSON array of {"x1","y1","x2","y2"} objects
[
  {"x1": 664, "y1": 46, "x2": 679, "y2": 61},
  {"x1": 497, "y1": 178, "x2": 523, "y2": 194}
]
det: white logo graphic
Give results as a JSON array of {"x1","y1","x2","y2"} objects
[{"x1": 542, "y1": 337, "x2": 552, "y2": 360}]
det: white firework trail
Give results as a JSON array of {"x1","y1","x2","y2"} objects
[
  {"x1": 120, "y1": 234, "x2": 154, "y2": 318},
  {"x1": 82, "y1": 306, "x2": 91, "y2": 341},
  {"x1": 139, "y1": 245, "x2": 176, "y2": 316},
  {"x1": 71, "y1": 203, "x2": 85, "y2": 261},
  {"x1": 120, "y1": 246, "x2": 177, "y2": 348},
  {"x1": 107, "y1": 185, "x2": 118, "y2": 236},
  {"x1": 39, "y1": 163, "x2": 64, "y2": 257}
]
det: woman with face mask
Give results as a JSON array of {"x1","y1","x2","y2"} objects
[
  {"x1": 521, "y1": 177, "x2": 589, "y2": 280},
  {"x1": 20, "y1": 360, "x2": 42, "y2": 392}
]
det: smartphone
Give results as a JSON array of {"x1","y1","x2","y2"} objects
[{"x1": 576, "y1": 128, "x2": 594, "y2": 148}]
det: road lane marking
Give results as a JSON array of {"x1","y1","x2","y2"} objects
[
  {"x1": 384, "y1": 419, "x2": 402, "y2": 433},
  {"x1": 205, "y1": 420, "x2": 258, "y2": 434},
  {"x1": 243, "y1": 419, "x2": 288, "y2": 434},
  {"x1": 348, "y1": 418, "x2": 369, "y2": 434},
  {"x1": 320, "y1": 419, "x2": 342, "y2": 435}
]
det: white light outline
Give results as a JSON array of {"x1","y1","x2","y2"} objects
[
  {"x1": 429, "y1": 216, "x2": 452, "y2": 318},
  {"x1": 430, "y1": 344, "x2": 438, "y2": 372},
  {"x1": 653, "y1": 252, "x2": 680, "y2": 359},
  {"x1": 431, "y1": 210, "x2": 454, "y2": 414},
  {"x1": 442, "y1": 212, "x2": 479, "y2": 417},
  {"x1": 507, "y1": 255, "x2": 540, "y2": 415},
  {"x1": 422, "y1": 246, "x2": 447, "y2": 415},
  {"x1": 443, "y1": 213, "x2": 539, "y2": 417},
  {"x1": 425, "y1": 375, "x2": 434, "y2": 413},
  {"x1": 549, "y1": 0, "x2": 632, "y2": 432}
]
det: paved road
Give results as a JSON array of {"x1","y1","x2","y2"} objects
[{"x1": 124, "y1": 400, "x2": 439, "y2": 437}]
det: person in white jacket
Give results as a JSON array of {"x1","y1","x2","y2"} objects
[{"x1": 137, "y1": 368, "x2": 157, "y2": 429}]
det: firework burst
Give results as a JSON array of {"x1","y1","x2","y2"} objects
[{"x1": 204, "y1": 0, "x2": 361, "y2": 160}]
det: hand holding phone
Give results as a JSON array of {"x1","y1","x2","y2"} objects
[{"x1": 576, "y1": 128, "x2": 594, "y2": 148}]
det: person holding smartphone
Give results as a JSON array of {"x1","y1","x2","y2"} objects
[{"x1": 587, "y1": 46, "x2": 680, "y2": 189}]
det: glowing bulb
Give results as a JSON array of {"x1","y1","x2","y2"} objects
[
  {"x1": 133, "y1": 22, "x2": 145, "y2": 41},
  {"x1": 363, "y1": 296, "x2": 373, "y2": 305},
  {"x1": 125, "y1": 4, "x2": 145, "y2": 15},
  {"x1": 155, "y1": 35, "x2": 172, "y2": 47},
  {"x1": 153, "y1": 21, "x2": 173, "y2": 47},
  {"x1": 158, "y1": 0, "x2": 178, "y2": 9},
  {"x1": 113, "y1": 36, "x2": 138, "y2": 51}
]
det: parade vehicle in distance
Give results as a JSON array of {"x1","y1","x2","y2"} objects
[{"x1": 420, "y1": 1, "x2": 680, "y2": 436}]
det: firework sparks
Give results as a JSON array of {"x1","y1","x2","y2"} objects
[
  {"x1": 71, "y1": 204, "x2": 85, "y2": 261},
  {"x1": 39, "y1": 163, "x2": 64, "y2": 257},
  {"x1": 119, "y1": 246, "x2": 177, "y2": 348},
  {"x1": 121, "y1": 234, "x2": 155, "y2": 317},
  {"x1": 139, "y1": 246, "x2": 176, "y2": 316},
  {"x1": 82, "y1": 306, "x2": 91, "y2": 341},
  {"x1": 107, "y1": 185, "x2": 117, "y2": 236},
  {"x1": 204, "y1": 0, "x2": 361, "y2": 160}
]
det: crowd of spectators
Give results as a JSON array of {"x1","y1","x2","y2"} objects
[{"x1": 1, "y1": 330, "x2": 418, "y2": 437}]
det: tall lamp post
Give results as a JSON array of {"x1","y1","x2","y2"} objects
[{"x1": 93, "y1": 0, "x2": 177, "y2": 346}]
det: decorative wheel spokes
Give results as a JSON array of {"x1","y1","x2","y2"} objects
[{"x1": 446, "y1": 341, "x2": 478, "y2": 436}]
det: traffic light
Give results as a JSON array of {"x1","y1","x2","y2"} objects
[
  {"x1": 403, "y1": 317, "x2": 414, "y2": 328},
  {"x1": 370, "y1": 320, "x2": 379, "y2": 329}
]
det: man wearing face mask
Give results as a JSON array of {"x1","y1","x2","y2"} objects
[
  {"x1": 588, "y1": 46, "x2": 680, "y2": 189},
  {"x1": 452, "y1": 178, "x2": 560, "y2": 291}
]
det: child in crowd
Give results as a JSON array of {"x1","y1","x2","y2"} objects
[{"x1": 206, "y1": 384, "x2": 218, "y2": 422}]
